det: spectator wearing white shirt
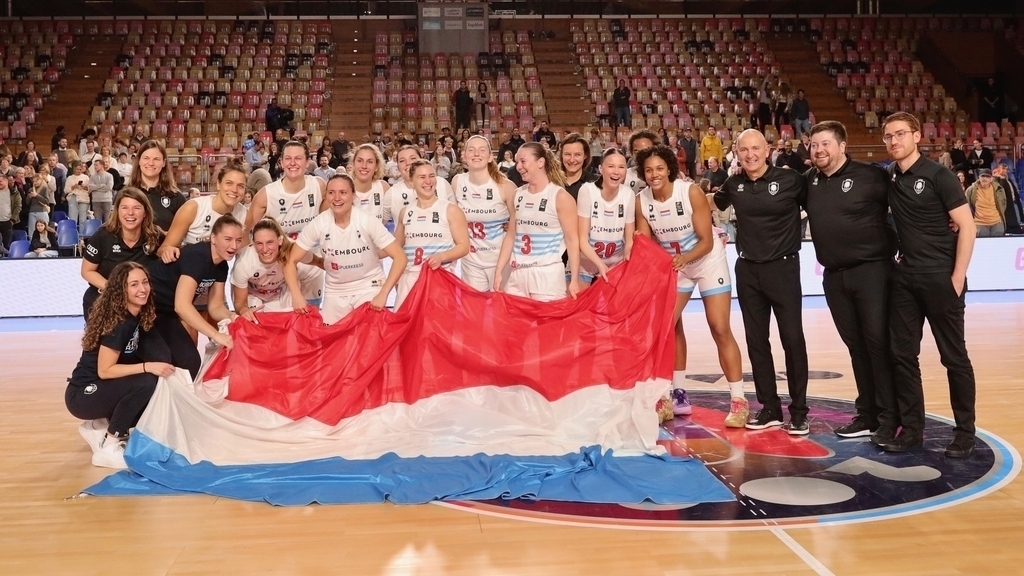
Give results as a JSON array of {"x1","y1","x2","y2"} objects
[
  {"x1": 115, "y1": 152, "x2": 133, "y2": 180},
  {"x1": 88, "y1": 158, "x2": 115, "y2": 224},
  {"x1": 81, "y1": 141, "x2": 99, "y2": 171},
  {"x1": 313, "y1": 155, "x2": 336, "y2": 181}
]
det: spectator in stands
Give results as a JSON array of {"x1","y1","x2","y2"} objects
[
  {"x1": 130, "y1": 127, "x2": 147, "y2": 149},
  {"x1": 499, "y1": 150, "x2": 515, "y2": 172},
  {"x1": 937, "y1": 143, "x2": 953, "y2": 170},
  {"x1": 25, "y1": 172, "x2": 53, "y2": 232},
  {"x1": 66, "y1": 161, "x2": 91, "y2": 229},
  {"x1": 246, "y1": 168, "x2": 272, "y2": 198},
  {"x1": 267, "y1": 141, "x2": 282, "y2": 181},
  {"x1": 705, "y1": 157, "x2": 729, "y2": 193},
  {"x1": 505, "y1": 128, "x2": 524, "y2": 154},
  {"x1": 187, "y1": 187, "x2": 201, "y2": 199},
  {"x1": 756, "y1": 76, "x2": 774, "y2": 132},
  {"x1": 47, "y1": 154, "x2": 67, "y2": 207},
  {"x1": 0, "y1": 173, "x2": 19, "y2": 251},
  {"x1": 775, "y1": 141, "x2": 805, "y2": 172},
  {"x1": 774, "y1": 84, "x2": 792, "y2": 133},
  {"x1": 100, "y1": 146, "x2": 124, "y2": 190},
  {"x1": 17, "y1": 140, "x2": 42, "y2": 168},
  {"x1": 703, "y1": 178, "x2": 736, "y2": 242},
  {"x1": 966, "y1": 138, "x2": 993, "y2": 179},
  {"x1": 533, "y1": 121, "x2": 557, "y2": 148},
  {"x1": 51, "y1": 126, "x2": 67, "y2": 152},
  {"x1": 131, "y1": 141, "x2": 185, "y2": 234},
  {"x1": 949, "y1": 138, "x2": 968, "y2": 176},
  {"x1": 78, "y1": 129, "x2": 97, "y2": 158},
  {"x1": 115, "y1": 152, "x2": 133, "y2": 181},
  {"x1": 790, "y1": 89, "x2": 811, "y2": 139},
  {"x1": 980, "y1": 77, "x2": 1003, "y2": 124},
  {"x1": 314, "y1": 154, "x2": 336, "y2": 182},
  {"x1": 679, "y1": 127, "x2": 698, "y2": 180},
  {"x1": 81, "y1": 141, "x2": 99, "y2": 171},
  {"x1": 317, "y1": 137, "x2": 332, "y2": 162},
  {"x1": 668, "y1": 135, "x2": 689, "y2": 179},
  {"x1": 613, "y1": 79, "x2": 632, "y2": 129},
  {"x1": 993, "y1": 163, "x2": 1023, "y2": 234},
  {"x1": 967, "y1": 168, "x2": 1005, "y2": 237},
  {"x1": 89, "y1": 158, "x2": 115, "y2": 224},
  {"x1": 796, "y1": 132, "x2": 812, "y2": 168},
  {"x1": 956, "y1": 170, "x2": 967, "y2": 193},
  {"x1": 55, "y1": 137, "x2": 72, "y2": 167},
  {"x1": 25, "y1": 219, "x2": 58, "y2": 258},
  {"x1": 454, "y1": 81, "x2": 474, "y2": 131},
  {"x1": 587, "y1": 129, "x2": 605, "y2": 170},
  {"x1": 335, "y1": 134, "x2": 356, "y2": 168},
  {"x1": 699, "y1": 125, "x2": 724, "y2": 169},
  {"x1": 241, "y1": 190, "x2": 253, "y2": 207},
  {"x1": 265, "y1": 98, "x2": 281, "y2": 133},
  {"x1": 432, "y1": 143, "x2": 452, "y2": 181},
  {"x1": 0, "y1": 156, "x2": 10, "y2": 179},
  {"x1": 477, "y1": 82, "x2": 490, "y2": 128},
  {"x1": 245, "y1": 141, "x2": 266, "y2": 172}
]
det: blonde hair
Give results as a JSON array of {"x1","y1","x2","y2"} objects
[
  {"x1": 464, "y1": 135, "x2": 507, "y2": 185},
  {"x1": 349, "y1": 143, "x2": 386, "y2": 181},
  {"x1": 518, "y1": 142, "x2": 566, "y2": 188}
]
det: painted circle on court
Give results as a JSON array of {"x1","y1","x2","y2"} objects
[{"x1": 437, "y1": 391, "x2": 1020, "y2": 531}]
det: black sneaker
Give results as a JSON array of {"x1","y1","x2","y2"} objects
[
  {"x1": 944, "y1": 433, "x2": 975, "y2": 458},
  {"x1": 745, "y1": 408, "x2": 784, "y2": 430},
  {"x1": 786, "y1": 417, "x2": 809, "y2": 436},
  {"x1": 870, "y1": 426, "x2": 898, "y2": 446},
  {"x1": 881, "y1": 430, "x2": 923, "y2": 452},
  {"x1": 835, "y1": 417, "x2": 876, "y2": 438}
]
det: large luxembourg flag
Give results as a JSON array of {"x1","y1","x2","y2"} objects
[{"x1": 87, "y1": 237, "x2": 735, "y2": 506}]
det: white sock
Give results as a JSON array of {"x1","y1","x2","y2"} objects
[
  {"x1": 728, "y1": 380, "x2": 745, "y2": 399},
  {"x1": 673, "y1": 370, "x2": 687, "y2": 390}
]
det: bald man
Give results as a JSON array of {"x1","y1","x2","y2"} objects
[{"x1": 714, "y1": 129, "x2": 810, "y2": 434}]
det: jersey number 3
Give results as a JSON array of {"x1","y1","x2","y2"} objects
[{"x1": 519, "y1": 234, "x2": 532, "y2": 255}]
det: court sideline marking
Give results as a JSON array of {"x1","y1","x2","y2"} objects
[{"x1": 771, "y1": 527, "x2": 835, "y2": 576}]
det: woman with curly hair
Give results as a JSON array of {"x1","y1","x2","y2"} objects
[
  {"x1": 81, "y1": 187, "x2": 163, "y2": 317},
  {"x1": 65, "y1": 262, "x2": 175, "y2": 469}
]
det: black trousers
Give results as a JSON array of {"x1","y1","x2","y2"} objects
[
  {"x1": 455, "y1": 109, "x2": 472, "y2": 130},
  {"x1": 0, "y1": 219, "x2": 11, "y2": 249},
  {"x1": 735, "y1": 255, "x2": 809, "y2": 418},
  {"x1": 889, "y1": 268, "x2": 976, "y2": 436},
  {"x1": 64, "y1": 331, "x2": 171, "y2": 436},
  {"x1": 153, "y1": 313, "x2": 202, "y2": 380},
  {"x1": 822, "y1": 260, "x2": 898, "y2": 429}
]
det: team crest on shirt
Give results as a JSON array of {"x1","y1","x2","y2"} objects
[
  {"x1": 307, "y1": 194, "x2": 315, "y2": 207},
  {"x1": 914, "y1": 179, "x2": 925, "y2": 194},
  {"x1": 431, "y1": 211, "x2": 440, "y2": 223},
  {"x1": 842, "y1": 178, "x2": 853, "y2": 193},
  {"x1": 125, "y1": 326, "x2": 140, "y2": 353},
  {"x1": 812, "y1": 177, "x2": 819, "y2": 186},
  {"x1": 618, "y1": 204, "x2": 624, "y2": 218},
  {"x1": 675, "y1": 201, "x2": 684, "y2": 215},
  {"x1": 538, "y1": 199, "x2": 548, "y2": 212},
  {"x1": 486, "y1": 188, "x2": 493, "y2": 200},
  {"x1": 373, "y1": 193, "x2": 380, "y2": 206},
  {"x1": 111, "y1": 244, "x2": 121, "y2": 253},
  {"x1": 768, "y1": 181, "x2": 780, "y2": 195},
  {"x1": 738, "y1": 184, "x2": 745, "y2": 192},
  {"x1": 161, "y1": 197, "x2": 170, "y2": 208}
]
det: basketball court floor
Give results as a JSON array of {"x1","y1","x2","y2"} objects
[{"x1": 2, "y1": 293, "x2": 1022, "y2": 575}]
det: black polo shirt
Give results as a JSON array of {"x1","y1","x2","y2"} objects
[
  {"x1": 886, "y1": 154, "x2": 967, "y2": 273},
  {"x1": 805, "y1": 156, "x2": 896, "y2": 271},
  {"x1": 715, "y1": 164, "x2": 806, "y2": 262},
  {"x1": 145, "y1": 187, "x2": 188, "y2": 232},
  {"x1": 148, "y1": 242, "x2": 228, "y2": 316},
  {"x1": 84, "y1": 227, "x2": 158, "y2": 279}
]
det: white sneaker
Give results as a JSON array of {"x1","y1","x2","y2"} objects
[
  {"x1": 78, "y1": 419, "x2": 109, "y2": 453},
  {"x1": 91, "y1": 436, "x2": 128, "y2": 470}
]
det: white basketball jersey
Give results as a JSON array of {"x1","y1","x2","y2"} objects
[
  {"x1": 229, "y1": 246, "x2": 288, "y2": 303},
  {"x1": 400, "y1": 198, "x2": 456, "y2": 274},
  {"x1": 576, "y1": 182, "x2": 634, "y2": 267},
  {"x1": 354, "y1": 180, "x2": 392, "y2": 224},
  {"x1": 625, "y1": 167, "x2": 646, "y2": 195},
  {"x1": 389, "y1": 178, "x2": 456, "y2": 224},
  {"x1": 512, "y1": 183, "x2": 565, "y2": 269},
  {"x1": 453, "y1": 173, "x2": 509, "y2": 268},
  {"x1": 296, "y1": 209, "x2": 394, "y2": 293},
  {"x1": 184, "y1": 195, "x2": 248, "y2": 245},
  {"x1": 265, "y1": 175, "x2": 323, "y2": 238},
  {"x1": 639, "y1": 179, "x2": 707, "y2": 256}
]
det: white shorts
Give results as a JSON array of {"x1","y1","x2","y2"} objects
[
  {"x1": 394, "y1": 269, "x2": 421, "y2": 309},
  {"x1": 578, "y1": 257, "x2": 624, "y2": 284},
  {"x1": 677, "y1": 248, "x2": 732, "y2": 297},
  {"x1": 461, "y1": 261, "x2": 496, "y2": 292},
  {"x1": 506, "y1": 262, "x2": 567, "y2": 302},
  {"x1": 298, "y1": 264, "x2": 325, "y2": 305},
  {"x1": 321, "y1": 287, "x2": 377, "y2": 325}
]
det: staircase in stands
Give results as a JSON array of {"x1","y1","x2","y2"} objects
[
  {"x1": 27, "y1": 38, "x2": 119, "y2": 155},
  {"x1": 532, "y1": 35, "x2": 590, "y2": 133},
  {"x1": 325, "y1": 21, "x2": 375, "y2": 142},
  {"x1": 765, "y1": 33, "x2": 887, "y2": 158}
]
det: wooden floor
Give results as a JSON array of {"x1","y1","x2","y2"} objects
[{"x1": 2, "y1": 300, "x2": 1024, "y2": 575}]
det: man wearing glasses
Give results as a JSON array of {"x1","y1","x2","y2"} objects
[
  {"x1": 714, "y1": 129, "x2": 810, "y2": 435},
  {"x1": 804, "y1": 121, "x2": 899, "y2": 444},
  {"x1": 882, "y1": 112, "x2": 978, "y2": 457}
]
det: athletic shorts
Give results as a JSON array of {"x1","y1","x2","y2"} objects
[
  {"x1": 506, "y1": 262, "x2": 567, "y2": 302},
  {"x1": 678, "y1": 248, "x2": 732, "y2": 297},
  {"x1": 578, "y1": 256, "x2": 623, "y2": 284},
  {"x1": 321, "y1": 287, "x2": 378, "y2": 325},
  {"x1": 461, "y1": 261, "x2": 495, "y2": 292}
]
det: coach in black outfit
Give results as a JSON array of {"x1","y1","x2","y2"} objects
[
  {"x1": 714, "y1": 129, "x2": 810, "y2": 435},
  {"x1": 804, "y1": 121, "x2": 899, "y2": 443},
  {"x1": 882, "y1": 112, "x2": 977, "y2": 458}
]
